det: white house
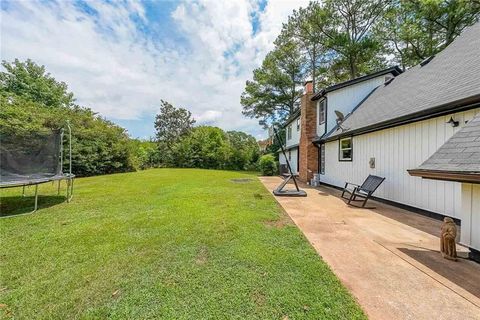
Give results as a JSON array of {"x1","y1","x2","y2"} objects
[
  {"x1": 409, "y1": 113, "x2": 480, "y2": 261},
  {"x1": 279, "y1": 109, "x2": 301, "y2": 174},
  {"x1": 282, "y1": 22, "x2": 480, "y2": 260}
]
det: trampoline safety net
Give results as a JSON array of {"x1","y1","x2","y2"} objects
[{"x1": 0, "y1": 130, "x2": 64, "y2": 187}]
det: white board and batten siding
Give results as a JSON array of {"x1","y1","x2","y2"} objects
[
  {"x1": 461, "y1": 183, "x2": 480, "y2": 251},
  {"x1": 279, "y1": 115, "x2": 301, "y2": 174},
  {"x1": 279, "y1": 148, "x2": 299, "y2": 174},
  {"x1": 286, "y1": 115, "x2": 301, "y2": 148},
  {"x1": 317, "y1": 74, "x2": 393, "y2": 136},
  {"x1": 321, "y1": 108, "x2": 480, "y2": 219}
]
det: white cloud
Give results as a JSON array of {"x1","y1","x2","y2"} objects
[
  {"x1": 195, "y1": 110, "x2": 223, "y2": 124},
  {"x1": 1, "y1": 0, "x2": 309, "y2": 139}
]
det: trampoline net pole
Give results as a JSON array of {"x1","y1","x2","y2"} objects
[
  {"x1": 34, "y1": 184, "x2": 38, "y2": 212},
  {"x1": 66, "y1": 120, "x2": 72, "y2": 176}
]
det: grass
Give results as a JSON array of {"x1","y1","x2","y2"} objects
[{"x1": 0, "y1": 169, "x2": 365, "y2": 319}]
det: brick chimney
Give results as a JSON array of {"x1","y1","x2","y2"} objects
[
  {"x1": 304, "y1": 80, "x2": 313, "y2": 94},
  {"x1": 298, "y1": 80, "x2": 318, "y2": 182}
]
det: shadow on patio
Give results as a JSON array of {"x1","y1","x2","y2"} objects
[
  {"x1": 259, "y1": 176, "x2": 480, "y2": 320},
  {"x1": 398, "y1": 247, "x2": 480, "y2": 298}
]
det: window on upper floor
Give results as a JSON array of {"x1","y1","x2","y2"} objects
[
  {"x1": 296, "y1": 118, "x2": 300, "y2": 131},
  {"x1": 318, "y1": 99, "x2": 326, "y2": 125},
  {"x1": 287, "y1": 125, "x2": 292, "y2": 140},
  {"x1": 339, "y1": 137, "x2": 352, "y2": 161}
]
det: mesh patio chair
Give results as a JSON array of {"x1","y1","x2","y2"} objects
[{"x1": 341, "y1": 175, "x2": 385, "y2": 208}]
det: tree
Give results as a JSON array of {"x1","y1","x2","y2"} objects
[
  {"x1": 378, "y1": 0, "x2": 480, "y2": 69},
  {"x1": 241, "y1": 40, "x2": 305, "y2": 127},
  {"x1": 281, "y1": 1, "x2": 327, "y2": 90},
  {"x1": 0, "y1": 59, "x2": 138, "y2": 176},
  {"x1": 128, "y1": 139, "x2": 161, "y2": 170},
  {"x1": 320, "y1": 0, "x2": 389, "y2": 79},
  {"x1": 226, "y1": 131, "x2": 260, "y2": 170},
  {"x1": 154, "y1": 100, "x2": 196, "y2": 162},
  {"x1": 0, "y1": 93, "x2": 136, "y2": 176},
  {"x1": 171, "y1": 126, "x2": 232, "y2": 169},
  {"x1": 0, "y1": 59, "x2": 75, "y2": 108}
]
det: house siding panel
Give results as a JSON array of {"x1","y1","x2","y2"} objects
[
  {"x1": 320, "y1": 108, "x2": 480, "y2": 218},
  {"x1": 324, "y1": 75, "x2": 389, "y2": 134},
  {"x1": 279, "y1": 147, "x2": 299, "y2": 175},
  {"x1": 286, "y1": 116, "x2": 301, "y2": 148},
  {"x1": 461, "y1": 183, "x2": 480, "y2": 251}
]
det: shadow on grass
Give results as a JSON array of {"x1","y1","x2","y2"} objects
[{"x1": 0, "y1": 195, "x2": 66, "y2": 217}]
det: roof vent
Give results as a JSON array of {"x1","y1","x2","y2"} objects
[{"x1": 420, "y1": 55, "x2": 435, "y2": 67}]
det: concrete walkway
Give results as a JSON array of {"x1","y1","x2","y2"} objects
[{"x1": 260, "y1": 177, "x2": 480, "y2": 320}]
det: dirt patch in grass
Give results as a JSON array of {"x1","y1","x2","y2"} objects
[
  {"x1": 251, "y1": 289, "x2": 266, "y2": 307},
  {"x1": 195, "y1": 246, "x2": 209, "y2": 265},
  {"x1": 230, "y1": 178, "x2": 253, "y2": 183},
  {"x1": 263, "y1": 209, "x2": 293, "y2": 229}
]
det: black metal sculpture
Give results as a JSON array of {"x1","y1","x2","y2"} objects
[{"x1": 272, "y1": 127, "x2": 307, "y2": 197}]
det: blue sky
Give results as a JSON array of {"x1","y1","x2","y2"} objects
[{"x1": 1, "y1": 0, "x2": 308, "y2": 139}]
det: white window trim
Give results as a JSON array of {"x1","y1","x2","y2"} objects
[
  {"x1": 318, "y1": 99, "x2": 326, "y2": 125},
  {"x1": 287, "y1": 125, "x2": 292, "y2": 140},
  {"x1": 339, "y1": 137, "x2": 353, "y2": 161},
  {"x1": 296, "y1": 118, "x2": 300, "y2": 131}
]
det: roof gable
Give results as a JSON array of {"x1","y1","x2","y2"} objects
[{"x1": 311, "y1": 66, "x2": 402, "y2": 101}]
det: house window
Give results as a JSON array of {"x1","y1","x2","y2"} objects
[
  {"x1": 318, "y1": 99, "x2": 326, "y2": 124},
  {"x1": 319, "y1": 144, "x2": 325, "y2": 174},
  {"x1": 339, "y1": 137, "x2": 352, "y2": 161},
  {"x1": 288, "y1": 150, "x2": 291, "y2": 161},
  {"x1": 287, "y1": 125, "x2": 292, "y2": 140},
  {"x1": 296, "y1": 118, "x2": 300, "y2": 131}
]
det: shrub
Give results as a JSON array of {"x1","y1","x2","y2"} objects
[
  {"x1": 168, "y1": 126, "x2": 260, "y2": 171},
  {"x1": 258, "y1": 154, "x2": 277, "y2": 176},
  {"x1": 0, "y1": 59, "x2": 137, "y2": 177}
]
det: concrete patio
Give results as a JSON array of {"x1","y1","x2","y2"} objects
[{"x1": 260, "y1": 176, "x2": 480, "y2": 320}]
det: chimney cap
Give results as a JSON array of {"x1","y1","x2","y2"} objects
[{"x1": 303, "y1": 79, "x2": 313, "y2": 85}]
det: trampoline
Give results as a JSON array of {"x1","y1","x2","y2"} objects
[{"x1": 0, "y1": 122, "x2": 75, "y2": 213}]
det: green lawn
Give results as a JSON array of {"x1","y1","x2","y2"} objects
[{"x1": 0, "y1": 169, "x2": 365, "y2": 319}]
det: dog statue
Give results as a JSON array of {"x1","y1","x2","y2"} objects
[{"x1": 440, "y1": 217, "x2": 457, "y2": 261}]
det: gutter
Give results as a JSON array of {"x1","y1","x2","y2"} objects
[
  {"x1": 408, "y1": 169, "x2": 480, "y2": 184},
  {"x1": 284, "y1": 143, "x2": 299, "y2": 150}
]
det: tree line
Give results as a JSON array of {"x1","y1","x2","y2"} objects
[
  {"x1": 241, "y1": 0, "x2": 480, "y2": 127},
  {"x1": 153, "y1": 100, "x2": 260, "y2": 171},
  {"x1": 1, "y1": 59, "x2": 260, "y2": 177}
]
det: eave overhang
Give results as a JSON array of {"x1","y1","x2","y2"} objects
[
  {"x1": 311, "y1": 66, "x2": 403, "y2": 101},
  {"x1": 282, "y1": 109, "x2": 301, "y2": 128},
  {"x1": 407, "y1": 169, "x2": 480, "y2": 184}
]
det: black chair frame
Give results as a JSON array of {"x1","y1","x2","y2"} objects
[{"x1": 341, "y1": 175, "x2": 385, "y2": 208}]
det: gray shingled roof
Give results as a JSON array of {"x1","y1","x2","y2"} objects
[
  {"x1": 327, "y1": 22, "x2": 480, "y2": 140},
  {"x1": 415, "y1": 113, "x2": 480, "y2": 173}
]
